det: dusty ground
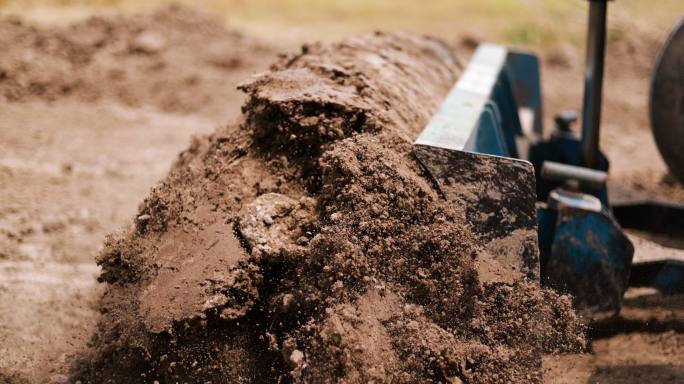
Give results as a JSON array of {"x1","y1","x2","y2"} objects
[
  {"x1": 0, "y1": 4, "x2": 682, "y2": 384},
  {"x1": 0, "y1": 5, "x2": 276, "y2": 382}
]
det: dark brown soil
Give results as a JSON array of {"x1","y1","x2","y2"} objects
[{"x1": 72, "y1": 31, "x2": 584, "y2": 383}]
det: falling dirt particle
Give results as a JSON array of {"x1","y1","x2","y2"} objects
[{"x1": 289, "y1": 349, "x2": 305, "y2": 367}]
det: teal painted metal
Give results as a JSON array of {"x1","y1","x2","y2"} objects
[
  {"x1": 416, "y1": 41, "x2": 683, "y2": 314},
  {"x1": 416, "y1": 43, "x2": 639, "y2": 312},
  {"x1": 630, "y1": 259, "x2": 684, "y2": 293},
  {"x1": 412, "y1": 43, "x2": 541, "y2": 284},
  {"x1": 506, "y1": 51, "x2": 543, "y2": 135},
  {"x1": 540, "y1": 205, "x2": 634, "y2": 313},
  {"x1": 415, "y1": 44, "x2": 542, "y2": 158}
]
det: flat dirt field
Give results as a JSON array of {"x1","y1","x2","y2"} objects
[{"x1": 0, "y1": 1, "x2": 682, "y2": 383}]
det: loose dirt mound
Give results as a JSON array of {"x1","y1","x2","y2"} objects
[
  {"x1": 74, "y1": 32, "x2": 585, "y2": 383},
  {"x1": 0, "y1": 4, "x2": 267, "y2": 114}
]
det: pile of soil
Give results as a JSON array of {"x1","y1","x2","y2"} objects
[
  {"x1": 0, "y1": 4, "x2": 268, "y2": 114},
  {"x1": 74, "y1": 32, "x2": 585, "y2": 383}
]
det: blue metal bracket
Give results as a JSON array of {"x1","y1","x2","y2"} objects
[
  {"x1": 414, "y1": 42, "x2": 683, "y2": 314},
  {"x1": 412, "y1": 44, "x2": 542, "y2": 282},
  {"x1": 415, "y1": 44, "x2": 542, "y2": 158}
]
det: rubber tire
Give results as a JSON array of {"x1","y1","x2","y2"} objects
[{"x1": 651, "y1": 15, "x2": 684, "y2": 183}]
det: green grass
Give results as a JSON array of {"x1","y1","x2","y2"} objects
[{"x1": 0, "y1": 0, "x2": 681, "y2": 49}]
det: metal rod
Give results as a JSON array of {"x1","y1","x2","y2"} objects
[
  {"x1": 580, "y1": 0, "x2": 609, "y2": 169},
  {"x1": 541, "y1": 160, "x2": 608, "y2": 191}
]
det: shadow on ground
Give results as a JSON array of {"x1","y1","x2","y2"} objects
[{"x1": 588, "y1": 364, "x2": 684, "y2": 384}]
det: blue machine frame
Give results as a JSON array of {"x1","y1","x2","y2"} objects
[
  {"x1": 414, "y1": 43, "x2": 684, "y2": 315},
  {"x1": 415, "y1": 44, "x2": 541, "y2": 158}
]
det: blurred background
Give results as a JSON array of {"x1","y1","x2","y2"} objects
[
  {"x1": 1, "y1": 0, "x2": 682, "y2": 48},
  {"x1": 1, "y1": 1, "x2": 683, "y2": 383}
]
